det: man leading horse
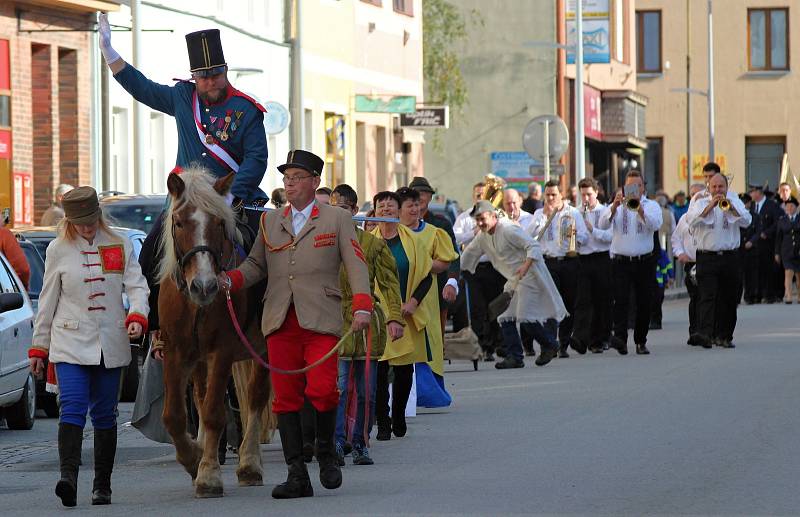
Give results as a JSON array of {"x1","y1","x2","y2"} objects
[{"x1": 220, "y1": 150, "x2": 372, "y2": 499}]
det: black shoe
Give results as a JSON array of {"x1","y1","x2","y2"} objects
[
  {"x1": 91, "y1": 427, "x2": 117, "y2": 505},
  {"x1": 569, "y1": 337, "x2": 587, "y2": 355},
  {"x1": 649, "y1": 322, "x2": 662, "y2": 330},
  {"x1": 535, "y1": 347, "x2": 557, "y2": 366},
  {"x1": 589, "y1": 344, "x2": 604, "y2": 354},
  {"x1": 484, "y1": 351, "x2": 495, "y2": 362},
  {"x1": 272, "y1": 413, "x2": 314, "y2": 499},
  {"x1": 315, "y1": 410, "x2": 343, "y2": 490},
  {"x1": 635, "y1": 343, "x2": 650, "y2": 355},
  {"x1": 692, "y1": 334, "x2": 712, "y2": 349},
  {"x1": 376, "y1": 426, "x2": 391, "y2": 441},
  {"x1": 609, "y1": 336, "x2": 628, "y2": 355},
  {"x1": 56, "y1": 423, "x2": 83, "y2": 508},
  {"x1": 495, "y1": 348, "x2": 507, "y2": 358},
  {"x1": 558, "y1": 343, "x2": 569, "y2": 358},
  {"x1": 687, "y1": 335, "x2": 699, "y2": 346},
  {"x1": 392, "y1": 416, "x2": 407, "y2": 438},
  {"x1": 494, "y1": 357, "x2": 524, "y2": 369},
  {"x1": 719, "y1": 340, "x2": 736, "y2": 349},
  {"x1": 376, "y1": 413, "x2": 391, "y2": 441}
]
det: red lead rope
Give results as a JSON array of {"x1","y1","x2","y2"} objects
[{"x1": 225, "y1": 290, "x2": 347, "y2": 375}]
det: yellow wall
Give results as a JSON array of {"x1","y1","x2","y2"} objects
[{"x1": 637, "y1": 0, "x2": 800, "y2": 194}]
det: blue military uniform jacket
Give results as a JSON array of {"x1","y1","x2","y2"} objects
[{"x1": 114, "y1": 63, "x2": 268, "y2": 202}]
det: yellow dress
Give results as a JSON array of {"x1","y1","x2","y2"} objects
[{"x1": 372, "y1": 222, "x2": 458, "y2": 376}]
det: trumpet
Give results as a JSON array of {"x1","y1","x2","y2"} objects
[
  {"x1": 625, "y1": 196, "x2": 641, "y2": 211},
  {"x1": 719, "y1": 198, "x2": 731, "y2": 211}
]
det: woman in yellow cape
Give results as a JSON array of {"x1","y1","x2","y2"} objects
[{"x1": 371, "y1": 188, "x2": 458, "y2": 439}]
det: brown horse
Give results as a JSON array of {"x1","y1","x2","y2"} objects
[{"x1": 157, "y1": 167, "x2": 271, "y2": 498}]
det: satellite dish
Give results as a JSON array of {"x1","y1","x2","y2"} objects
[
  {"x1": 522, "y1": 115, "x2": 570, "y2": 162},
  {"x1": 263, "y1": 101, "x2": 291, "y2": 135}
]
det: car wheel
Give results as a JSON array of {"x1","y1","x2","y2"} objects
[
  {"x1": 6, "y1": 373, "x2": 36, "y2": 430},
  {"x1": 120, "y1": 348, "x2": 140, "y2": 402}
]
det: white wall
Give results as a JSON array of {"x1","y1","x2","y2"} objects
[{"x1": 107, "y1": 0, "x2": 290, "y2": 196}]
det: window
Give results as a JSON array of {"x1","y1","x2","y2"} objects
[
  {"x1": 746, "y1": 136, "x2": 785, "y2": 189},
  {"x1": 393, "y1": 0, "x2": 413, "y2": 16},
  {"x1": 0, "y1": 256, "x2": 20, "y2": 294},
  {"x1": 749, "y1": 8, "x2": 789, "y2": 71},
  {"x1": 644, "y1": 137, "x2": 663, "y2": 191},
  {"x1": 636, "y1": 10, "x2": 661, "y2": 73}
]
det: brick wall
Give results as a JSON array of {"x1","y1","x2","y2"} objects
[
  {"x1": 31, "y1": 44, "x2": 52, "y2": 219},
  {"x1": 0, "y1": 3, "x2": 93, "y2": 225}
]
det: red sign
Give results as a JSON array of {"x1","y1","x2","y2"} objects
[
  {"x1": 0, "y1": 39, "x2": 8, "y2": 91},
  {"x1": 584, "y1": 84, "x2": 602, "y2": 141},
  {"x1": 13, "y1": 171, "x2": 32, "y2": 226},
  {"x1": 0, "y1": 129, "x2": 10, "y2": 159}
]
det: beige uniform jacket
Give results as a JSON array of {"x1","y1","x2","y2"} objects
[
  {"x1": 230, "y1": 201, "x2": 371, "y2": 337},
  {"x1": 31, "y1": 229, "x2": 150, "y2": 368}
]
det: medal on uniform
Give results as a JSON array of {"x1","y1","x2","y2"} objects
[
  {"x1": 215, "y1": 130, "x2": 222, "y2": 138},
  {"x1": 220, "y1": 110, "x2": 232, "y2": 141}
]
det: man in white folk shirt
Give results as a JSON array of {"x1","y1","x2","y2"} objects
[
  {"x1": 572, "y1": 178, "x2": 613, "y2": 354},
  {"x1": 503, "y1": 188, "x2": 534, "y2": 232},
  {"x1": 460, "y1": 201, "x2": 567, "y2": 369},
  {"x1": 453, "y1": 181, "x2": 505, "y2": 361},
  {"x1": 598, "y1": 170, "x2": 662, "y2": 356},
  {"x1": 685, "y1": 173, "x2": 752, "y2": 349},
  {"x1": 672, "y1": 183, "x2": 704, "y2": 347},
  {"x1": 529, "y1": 180, "x2": 589, "y2": 358}
]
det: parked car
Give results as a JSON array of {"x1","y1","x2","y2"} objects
[
  {"x1": 13, "y1": 225, "x2": 148, "y2": 403},
  {"x1": 428, "y1": 201, "x2": 460, "y2": 225},
  {"x1": 0, "y1": 251, "x2": 37, "y2": 430},
  {"x1": 100, "y1": 194, "x2": 166, "y2": 234}
]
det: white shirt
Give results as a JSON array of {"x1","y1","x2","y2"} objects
[
  {"x1": 529, "y1": 205, "x2": 588, "y2": 258},
  {"x1": 577, "y1": 203, "x2": 612, "y2": 254},
  {"x1": 599, "y1": 197, "x2": 663, "y2": 257},
  {"x1": 671, "y1": 216, "x2": 697, "y2": 262},
  {"x1": 291, "y1": 201, "x2": 315, "y2": 235},
  {"x1": 685, "y1": 194, "x2": 752, "y2": 251},
  {"x1": 513, "y1": 210, "x2": 535, "y2": 233},
  {"x1": 453, "y1": 209, "x2": 489, "y2": 262}
]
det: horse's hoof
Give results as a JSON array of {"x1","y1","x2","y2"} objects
[
  {"x1": 237, "y1": 467, "x2": 263, "y2": 487},
  {"x1": 195, "y1": 483, "x2": 224, "y2": 498}
]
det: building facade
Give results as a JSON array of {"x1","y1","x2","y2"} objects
[
  {"x1": 422, "y1": 0, "x2": 558, "y2": 207},
  {"x1": 636, "y1": 0, "x2": 799, "y2": 195},
  {"x1": 0, "y1": 0, "x2": 116, "y2": 226},
  {"x1": 106, "y1": 0, "x2": 291, "y2": 197},
  {"x1": 300, "y1": 0, "x2": 424, "y2": 208}
]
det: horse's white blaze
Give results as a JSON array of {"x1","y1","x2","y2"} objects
[{"x1": 190, "y1": 209, "x2": 216, "y2": 281}]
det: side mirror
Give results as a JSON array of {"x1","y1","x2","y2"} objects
[{"x1": 0, "y1": 292, "x2": 24, "y2": 313}]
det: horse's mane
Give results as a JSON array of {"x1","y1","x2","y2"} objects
[{"x1": 157, "y1": 166, "x2": 237, "y2": 284}]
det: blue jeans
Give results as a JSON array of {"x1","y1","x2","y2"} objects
[
  {"x1": 501, "y1": 320, "x2": 558, "y2": 361},
  {"x1": 335, "y1": 359, "x2": 377, "y2": 448},
  {"x1": 55, "y1": 361, "x2": 122, "y2": 430}
]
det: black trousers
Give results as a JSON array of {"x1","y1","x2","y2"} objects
[
  {"x1": 611, "y1": 255, "x2": 655, "y2": 345},
  {"x1": 696, "y1": 251, "x2": 741, "y2": 341},
  {"x1": 465, "y1": 262, "x2": 505, "y2": 354},
  {"x1": 742, "y1": 249, "x2": 758, "y2": 302},
  {"x1": 375, "y1": 361, "x2": 413, "y2": 427},
  {"x1": 573, "y1": 252, "x2": 611, "y2": 348},
  {"x1": 757, "y1": 238, "x2": 780, "y2": 300},
  {"x1": 545, "y1": 256, "x2": 580, "y2": 346},
  {"x1": 684, "y1": 262, "x2": 699, "y2": 336}
]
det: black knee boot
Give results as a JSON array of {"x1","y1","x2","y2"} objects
[
  {"x1": 300, "y1": 398, "x2": 316, "y2": 462},
  {"x1": 315, "y1": 409, "x2": 342, "y2": 489},
  {"x1": 91, "y1": 427, "x2": 117, "y2": 505},
  {"x1": 391, "y1": 365, "x2": 413, "y2": 438},
  {"x1": 272, "y1": 413, "x2": 313, "y2": 499},
  {"x1": 56, "y1": 423, "x2": 84, "y2": 507}
]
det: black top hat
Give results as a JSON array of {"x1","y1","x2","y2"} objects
[
  {"x1": 186, "y1": 29, "x2": 226, "y2": 75},
  {"x1": 278, "y1": 150, "x2": 325, "y2": 176}
]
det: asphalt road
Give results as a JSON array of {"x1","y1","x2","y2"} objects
[{"x1": 2, "y1": 297, "x2": 800, "y2": 516}]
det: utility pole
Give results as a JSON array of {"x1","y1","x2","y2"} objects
[
  {"x1": 131, "y1": 0, "x2": 147, "y2": 194},
  {"x1": 575, "y1": 0, "x2": 585, "y2": 181},
  {"x1": 686, "y1": 0, "x2": 692, "y2": 194},
  {"x1": 707, "y1": 0, "x2": 715, "y2": 161}
]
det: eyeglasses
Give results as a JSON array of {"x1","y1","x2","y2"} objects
[{"x1": 282, "y1": 174, "x2": 315, "y2": 185}]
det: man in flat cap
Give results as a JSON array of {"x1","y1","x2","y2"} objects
[{"x1": 220, "y1": 150, "x2": 372, "y2": 499}]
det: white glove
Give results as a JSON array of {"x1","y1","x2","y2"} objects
[
  {"x1": 98, "y1": 13, "x2": 121, "y2": 65},
  {"x1": 445, "y1": 277, "x2": 460, "y2": 297}
]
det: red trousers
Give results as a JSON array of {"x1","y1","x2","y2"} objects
[{"x1": 268, "y1": 306, "x2": 340, "y2": 414}]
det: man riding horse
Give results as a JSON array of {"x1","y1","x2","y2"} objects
[{"x1": 98, "y1": 14, "x2": 269, "y2": 341}]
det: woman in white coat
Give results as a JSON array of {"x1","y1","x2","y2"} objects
[{"x1": 28, "y1": 186, "x2": 149, "y2": 507}]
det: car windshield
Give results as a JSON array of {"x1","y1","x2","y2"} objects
[
  {"x1": 21, "y1": 244, "x2": 43, "y2": 299},
  {"x1": 103, "y1": 203, "x2": 162, "y2": 233}
]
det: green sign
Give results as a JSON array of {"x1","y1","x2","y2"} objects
[{"x1": 354, "y1": 95, "x2": 416, "y2": 114}]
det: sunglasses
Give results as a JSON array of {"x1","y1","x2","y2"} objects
[{"x1": 192, "y1": 66, "x2": 227, "y2": 79}]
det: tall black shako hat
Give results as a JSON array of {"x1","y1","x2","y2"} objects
[
  {"x1": 278, "y1": 150, "x2": 325, "y2": 176},
  {"x1": 186, "y1": 29, "x2": 226, "y2": 77}
]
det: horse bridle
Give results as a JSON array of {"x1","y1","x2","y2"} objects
[{"x1": 170, "y1": 219, "x2": 234, "y2": 293}]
